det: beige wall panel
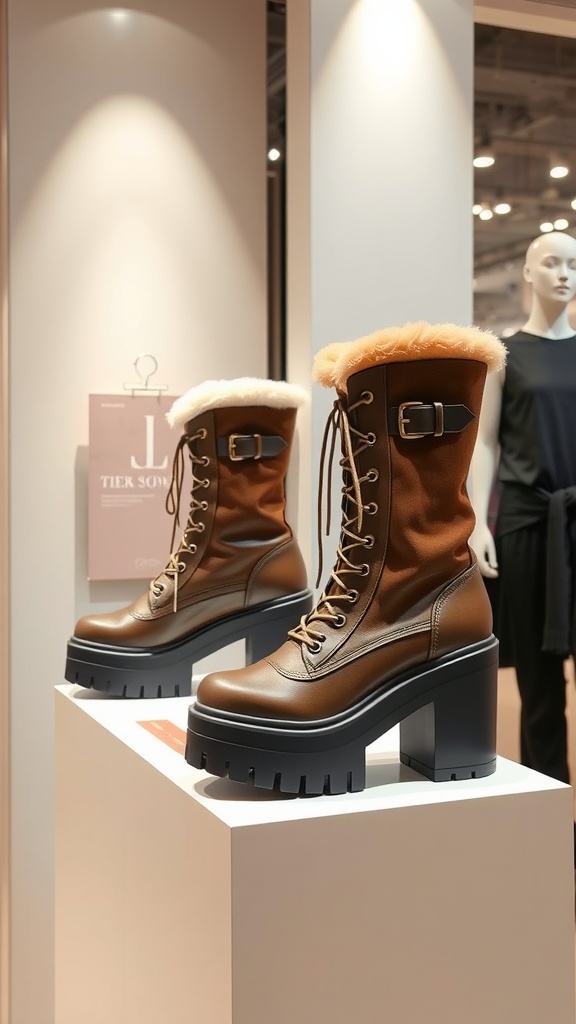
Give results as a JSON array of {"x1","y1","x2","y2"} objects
[{"x1": 7, "y1": 2, "x2": 266, "y2": 1021}]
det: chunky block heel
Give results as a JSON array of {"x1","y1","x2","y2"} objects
[
  {"x1": 245, "y1": 591, "x2": 313, "y2": 663},
  {"x1": 399, "y1": 652, "x2": 498, "y2": 782}
]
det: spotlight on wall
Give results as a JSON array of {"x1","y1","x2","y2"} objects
[
  {"x1": 473, "y1": 142, "x2": 495, "y2": 169},
  {"x1": 493, "y1": 202, "x2": 511, "y2": 215},
  {"x1": 549, "y1": 156, "x2": 569, "y2": 179},
  {"x1": 268, "y1": 147, "x2": 281, "y2": 162},
  {"x1": 554, "y1": 218, "x2": 569, "y2": 230},
  {"x1": 540, "y1": 221, "x2": 554, "y2": 232}
]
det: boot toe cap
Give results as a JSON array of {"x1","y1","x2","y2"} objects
[
  {"x1": 73, "y1": 608, "x2": 139, "y2": 643},
  {"x1": 197, "y1": 660, "x2": 305, "y2": 720}
]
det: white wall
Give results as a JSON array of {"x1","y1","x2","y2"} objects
[
  {"x1": 7, "y1": 2, "x2": 266, "y2": 1021},
  {"x1": 288, "y1": 0, "x2": 475, "y2": 577}
]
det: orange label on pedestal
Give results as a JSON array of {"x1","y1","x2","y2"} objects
[{"x1": 137, "y1": 719, "x2": 187, "y2": 755}]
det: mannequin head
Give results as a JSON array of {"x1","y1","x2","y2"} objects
[{"x1": 523, "y1": 231, "x2": 576, "y2": 305}]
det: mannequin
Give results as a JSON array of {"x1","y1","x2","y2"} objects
[{"x1": 469, "y1": 230, "x2": 576, "y2": 786}]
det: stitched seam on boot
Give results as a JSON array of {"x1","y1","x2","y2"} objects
[
  {"x1": 430, "y1": 565, "x2": 476, "y2": 657},
  {"x1": 245, "y1": 536, "x2": 294, "y2": 605},
  {"x1": 270, "y1": 620, "x2": 429, "y2": 680},
  {"x1": 132, "y1": 582, "x2": 246, "y2": 619}
]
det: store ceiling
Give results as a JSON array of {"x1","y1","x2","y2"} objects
[
  {"x1": 473, "y1": 23, "x2": 576, "y2": 330},
  {"x1": 266, "y1": 7, "x2": 576, "y2": 332}
]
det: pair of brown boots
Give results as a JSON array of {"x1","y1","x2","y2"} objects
[{"x1": 66, "y1": 321, "x2": 505, "y2": 795}]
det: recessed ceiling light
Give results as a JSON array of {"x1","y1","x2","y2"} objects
[
  {"x1": 473, "y1": 139, "x2": 495, "y2": 169},
  {"x1": 550, "y1": 156, "x2": 569, "y2": 179},
  {"x1": 493, "y1": 203, "x2": 511, "y2": 215},
  {"x1": 473, "y1": 152, "x2": 495, "y2": 169},
  {"x1": 554, "y1": 218, "x2": 569, "y2": 230},
  {"x1": 540, "y1": 222, "x2": 554, "y2": 232},
  {"x1": 268, "y1": 148, "x2": 281, "y2": 162}
]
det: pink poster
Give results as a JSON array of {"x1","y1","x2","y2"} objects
[{"x1": 88, "y1": 394, "x2": 179, "y2": 580}]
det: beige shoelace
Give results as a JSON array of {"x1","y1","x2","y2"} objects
[
  {"x1": 150, "y1": 427, "x2": 210, "y2": 612},
  {"x1": 288, "y1": 390, "x2": 377, "y2": 653}
]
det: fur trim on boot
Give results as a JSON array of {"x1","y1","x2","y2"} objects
[
  {"x1": 312, "y1": 342, "x2": 349, "y2": 389},
  {"x1": 167, "y1": 378, "x2": 308, "y2": 430},
  {"x1": 314, "y1": 321, "x2": 506, "y2": 394}
]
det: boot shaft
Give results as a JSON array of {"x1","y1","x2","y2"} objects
[
  {"x1": 155, "y1": 378, "x2": 308, "y2": 612},
  {"x1": 198, "y1": 403, "x2": 298, "y2": 548},
  {"x1": 345, "y1": 357, "x2": 486, "y2": 623},
  {"x1": 305, "y1": 322, "x2": 505, "y2": 667}
]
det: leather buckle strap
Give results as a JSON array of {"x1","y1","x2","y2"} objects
[
  {"x1": 229, "y1": 433, "x2": 262, "y2": 461},
  {"x1": 216, "y1": 434, "x2": 287, "y2": 461},
  {"x1": 389, "y1": 402, "x2": 474, "y2": 439}
]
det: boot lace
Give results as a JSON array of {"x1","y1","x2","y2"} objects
[
  {"x1": 150, "y1": 427, "x2": 210, "y2": 612},
  {"x1": 288, "y1": 391, "x2": 377, "y2": 654}
]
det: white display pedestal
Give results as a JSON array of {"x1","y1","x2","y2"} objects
[{"x1": 55, "y1": 684, "x2": 575, "y2": 1024}]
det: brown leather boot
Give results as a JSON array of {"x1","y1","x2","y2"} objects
[
  {"x1": 65, "y1": 378, "x2": 312, "y2": 697},
  {"x1": 185, "y1": 322, "x2": 506, "y2": 792}
]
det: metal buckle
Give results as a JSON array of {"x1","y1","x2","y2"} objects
[
  {"x1": 228, "y1": 433, "x2": 262, "y2": 461},
  {"x1": 398, "y1": 401, "x2": 426, "y2": 439},
  {"x1": 433, "y1": 402, "x2": 444, "y2": 437}
]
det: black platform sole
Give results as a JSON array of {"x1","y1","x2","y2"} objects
[
  {"x1": 185, "y1": 636, "x2": 499, "y2": 794},
  {"x1": 64, "y1": 589, "x2": 313, "y2": 698}
]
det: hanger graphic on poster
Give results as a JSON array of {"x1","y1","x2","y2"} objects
[{"x1": 123, "y1": 353, "x2": 168, "y2": 395}]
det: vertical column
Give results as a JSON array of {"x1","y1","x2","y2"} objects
[
  {"x1": 287, "y1": 0, "x2": 474, "y2": 569},
  {"x1": 0, "y1": 0, "x2": 9, "y2": 1019},
  {"x1": 7, "y1": 2, "x2": 267, "y2": 1022}
]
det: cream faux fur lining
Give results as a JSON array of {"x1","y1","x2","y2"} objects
[
  {"x1": 167, "y1": 378, "x2": 308, "y2": 430},
  {"x1": 314, "y1": 321, "x2": 506, "y2": 393},
  {"x1": 312, "y1": 342, "x2": 349, "y2": 388}
]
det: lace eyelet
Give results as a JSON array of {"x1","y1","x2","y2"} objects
[
  {"x1": 177, "y1": 561, "x2": 186, "y2": 572},
  {"x1": 366, "y1": 502, "x2": 378, "y2": 515},
  {"x1": 188, "y1": 544, "x2": 197, "y2": 554},
  {"x1": 201, "y1": 455, "x2": 210, "y2": 466},
  {"x1": 202, "y1": 478, "x2": 210, "y2": 488},
  {"x1": 347, "y1": 589, "x2": 359, "y2": 603},
  {"x1": 332, "y1": 613, "x2": 347, "y2": 628},
  {"x1": 358, "y1": 563, "x2": 370, "y2": 577},
  {"x1": 364, "y1": 535, "x2": 375, "y2": 548},
  {"x1": 361, "y1": 390, "x2": 374, "y2": 405},
  {"x1": 200, "y1": 501, "x2": 208, "y2": 511},
  {"x1": 307, "y1": 640, "x2": 322, "y2": 654},
  {"x1": 367, "y1": 432, "x2": 377, "y2": 445},
  {"x1": 198, "y1": 428, "x2": 208, "y2": 439},
  {"x1": 366, "y1": 468, "x2": 379, "y2": 481},
  {"x1": 198, "y1": 522, "x2": 205, "y2": 533}
]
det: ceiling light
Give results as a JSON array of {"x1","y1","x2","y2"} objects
[
  {"x1": 472, "y1": 204, "x2": 483, "y2": 216},
  {"x1": 268, "y1": 147, "x2": 281, "y2": 162},
  {"x1": 493, "y1": 203, "x2": 511, "y2": 215},
  {"x1": 479, "y1": 208, "x2": 493, "y2": 220},
  {"x1": 571, "y1": 198, "x2": 576, "y2": 211},
  {"x1": 473, "y1": 145, "x2": 495, "y2": 169},
  {"x1": 554, "y1": 218, "x2": 569, "y2": 230},
  {"x1": 549, "y1": 156, "x2": 569, "y2": 179},
  {"x1": 540, "y1": 221, "x2": 554, "y2": 232}
]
